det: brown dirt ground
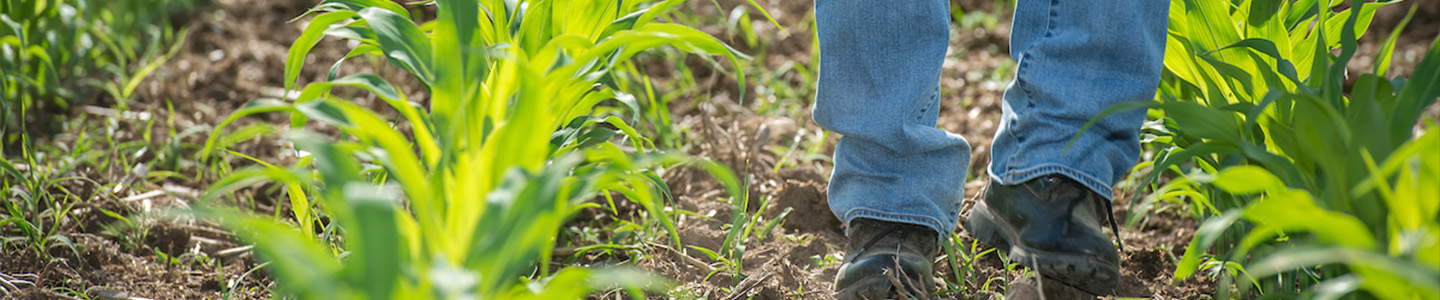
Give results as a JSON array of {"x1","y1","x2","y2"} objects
[{"x1": 3, "y1": 0, "x2": 1433, "y2": 299}]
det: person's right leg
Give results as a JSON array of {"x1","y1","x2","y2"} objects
[
  {"x1": 812, "y1": 0, "x2": 970, "y2": 298},
  {"x1": 967, "y1": 0, "x2": 1169, "y2": 295}
]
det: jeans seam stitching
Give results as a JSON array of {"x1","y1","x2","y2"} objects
[{"x1": 906, "y1": 84, "x2": 939, "y2": 123}]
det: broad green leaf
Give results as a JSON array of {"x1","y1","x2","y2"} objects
[
  {"x1": 1161, "y1": 101, "x2": 1241, "y2": 143},
  {"x1": 1214, "y1": 165, "x2": 1283, "y2": 194},
  {"x1": 294, "y1": 99, "x2": 355, "y2": 128},
  {"x1": 1215, "y1": 38, "x2": 1301, "y2": 86},
  {"x1": 291, "y1": 74, "x2": 440, "y2": 164},
  {"x1": 286, "y1": 10, "x2": 360, "y2": 92},
  {"x1": 358, "y1": 6, "x2": 434, "y2": 85},
  {"x1": 1197, "y1": 54, "x2": 1256, "y2": 101},
  {"x1": 1245, "y1": 188, "x2": 1376, "y2": 249},
  {"x1": 1162, "y1": 32, "x2": 1204, "y2": 90},
  {"x1": 1179, "y1": 0, "x2": 1242, "y2": 60}
]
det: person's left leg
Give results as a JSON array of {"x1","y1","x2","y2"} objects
[{"x1": 966, "y1": 0, "x2": 1169, "y2": 295}]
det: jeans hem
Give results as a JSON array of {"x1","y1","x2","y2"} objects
[
  {"x1": 991, "y1": 163, "x2": 1116, "y2": 201},
  {"x1": 841, "y1": 208, "x2": 952, "y2": 240}
]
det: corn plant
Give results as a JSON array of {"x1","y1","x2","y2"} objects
[
  {"x1": 1083, "y1": 0, "x2": 1440, "y2": 298},
  {"x1": 1200, "y1": 129, "x2": 1438, "y2": 299},
  {"x1": 199, "y1": 0, "x2": 745, "y2": 298},
  {"x1": 0, "y1": 0, "x2": 196, "y2": 139}
]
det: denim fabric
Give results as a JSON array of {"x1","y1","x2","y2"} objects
[{"x1": 813, "y1": 0, "x2": 1168, "y2": 235}]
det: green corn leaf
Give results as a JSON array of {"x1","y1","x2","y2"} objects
[
  {"x1": 294, "y1": 98, "x2": 355, "y2": 128},
  {"x1": 1373, "y1": 3, "x2": 1417, "y2": 77},
  {"x1": 1319, "y1": 2, "x2": 1381, "y2": 51},
  {"x1": 122, "y1": 29, "x2": 188, "y2": 99},
  {"x1": 287, "y1": 10, "x2": 360, "y2": 92},
  {"x1": 581, "y1": 267, "x2": 674, "y2": 298},
  {"x1": 1244, "y1": 188, "x2": 1376, "y2": 249},
  {"x1": 743, "y1": 0, "x2": 787, "y2": 36},
  {"x1": 550, "y1": 117, "x2": 620, "y2": 153},
  {"x1": 358, "y1": 6, "x2": 435, "y2": 85},
  {"x1": 297, "y1": 0, "x2": 411, "y2": 21},
  {"x1": 0, "y1": 158, "x2": 22, "y2": 180},
  {"x1": 1390, "y1": 34, "x2": 1440, "y2": 144},
  {"x1": 1179, "y1": 0, "x2": 1242, "y2": 60},
  {"x1": 1197, "y1": 54, "x2": 1257, "y2": 100},
  {"x1": 1244, "y1": 0, "x2": 1284, "y2": 30},
  {"x1": 203, "y1": 209, "x2": 341, "y2": 299},
  {"x1": 295, "y1": 133, "x2": 407, "y2": 299},
  {"x1": 1283, "y1": 0, "x2": 1320, "y2": 30},
  {"x1": 1237, "y1": 142, "x2": 1305, "y2": 187},
  {"x1": 323, "y1": 25, "x2": 378, "y2": 42},
  {"x1": 1175, "y1": 209, "x2": 1243, "y2": 281},
  {"x1": 333, "y1": 101, "x2": 435, "y2": 219},
  {"x1": 1215, "y1": 38, "x2": 1302, "y2": 86},
  {"x1": 329, "y1": 44, "x2": 382, "y2": 81},
  {"x1": 341, "y1": 182, "x2": 404, "y2": 300},
  {"x1": 1070, "y1": 101, "x2": 1158, "y2": 153},
  {"x1": 601, "y1": 0, "x2": 684, "y2": 38},
  {"x1": 199, "y1": 99, "x2": 294, "y2": 160},
  {"x1": 1160, "y1": 101, "x2": 1241, "y2": 143},
  {"x1": 1213, "y1": 165, "x2": 1284, "y2": 195},
  {"x1": 1246, "y1": 247, "x2": 1440, "y2": 298},
  {"x1": 291, "y1": 74, "x2": 440, "y2": 163},
  {"x1": 1163, "y1": 32, "x2": 1205, "y2": 90},
  {"x1": 198, "y1": 167, "x2": 297, "y2": 204},
  {"x1": 226, "y1": 150, "x2": 317, "y2": 238}
]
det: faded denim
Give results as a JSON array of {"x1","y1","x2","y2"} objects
[{"x1": 813, "y1": 0, "x2": 1169, "y2": 235}]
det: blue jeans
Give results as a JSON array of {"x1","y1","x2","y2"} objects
[{"x1": 813, "y1": 0, "x2": 1169, "y2": 235}]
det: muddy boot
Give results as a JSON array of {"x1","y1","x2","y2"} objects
[
  {"x1": 833, "y1": 218, "x2": 939, "y2": 300},
  {"x1": 965, "y1": 175, "x2": 1123, "y2": 295}
]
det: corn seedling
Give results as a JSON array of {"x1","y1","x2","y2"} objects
[
  {"x1": 199, "y1": 0, "x2": 748, "y2": 298},
  {"x1": 0, "y1": 102, "x2": 86, "y2": 260}
]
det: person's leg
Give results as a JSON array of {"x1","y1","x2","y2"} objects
[
  {"x1": 989, "y1": 0, "x2": 1168, "y2": 198},
  {"x1": 812, "y1": 0, "x2": 967, "y2": 297},
  {"x1": 968, "y1": 0, "x2": 1169, "y2": 295},
  {"x1": 814, "y1": 0, "x2": 968, "y2": 244}
]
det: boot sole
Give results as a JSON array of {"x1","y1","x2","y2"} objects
[{"x1": 965, "y1": 201, "x2": 1119, "y2": 295}]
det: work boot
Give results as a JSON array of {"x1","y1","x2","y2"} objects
[
  {"x1": 964, "y1": 175, "x2": 1123, "y2": 295},
  {"x1": 833, "y1": 218, "x2": 939, "y2": 300}
]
